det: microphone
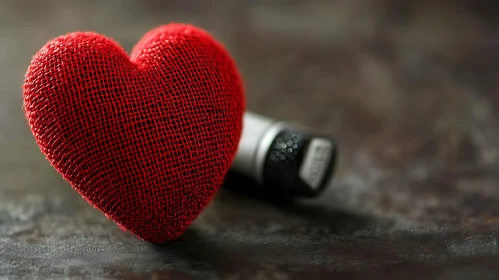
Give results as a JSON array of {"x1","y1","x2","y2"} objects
[
  {"x1": 22, "y1": 23, "x2": 337, "y2": 243},
  {"x1": 231, "y1": 112, "x2": 337, "y2": 198}
]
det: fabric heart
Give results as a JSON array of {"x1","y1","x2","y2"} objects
[{"x1": 22, "y1": 23, "x2": 245, "y2": 243}]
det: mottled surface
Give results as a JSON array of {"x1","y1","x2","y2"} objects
[{"x1": 1, "y1": 0, "x2": 499, "y2": 279}]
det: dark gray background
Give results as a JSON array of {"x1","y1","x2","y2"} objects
[{"x1": 1, "y1": 0, "x2": 499, "y2": 279}]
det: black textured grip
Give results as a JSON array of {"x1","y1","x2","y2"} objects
[{"x1": 262, "y1": 129, "x2": 336, "y2": 197}]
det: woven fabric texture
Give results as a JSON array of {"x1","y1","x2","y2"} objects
[{"x1": 22, "y1": 23, "x2": 245, "y2": 243}]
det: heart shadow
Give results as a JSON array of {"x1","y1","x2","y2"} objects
[{"x1": 220, "y1": 171, "x2": 376, "y2": 235}]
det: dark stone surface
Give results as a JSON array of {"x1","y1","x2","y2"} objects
[{"x1": 1, "y1": 0, "x2": 499, "y2": 279}]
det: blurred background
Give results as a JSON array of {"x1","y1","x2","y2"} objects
[{"x1": 1, "y1": 0, "x2": 499, "y2": 278}]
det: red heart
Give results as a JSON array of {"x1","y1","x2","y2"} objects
[{"x1": 22, "y1": 23, "x2": 245, "y2": 243}]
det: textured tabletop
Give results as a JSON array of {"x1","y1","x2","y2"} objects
[{"x1": 1, "y1": 0, "x2": 499, "y2": 279}]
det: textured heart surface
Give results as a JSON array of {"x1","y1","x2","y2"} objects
[{"x1": 23, "y1": 23, "x2": 245, "y2": 243}]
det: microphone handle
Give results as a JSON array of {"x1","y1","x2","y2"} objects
[{"x1": 231, "y1": 112, "x2": 338, "y2": 198}]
